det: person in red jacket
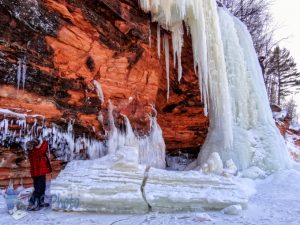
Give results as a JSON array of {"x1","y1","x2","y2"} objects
[{"x1": 26, "y1": 139, "x2": 52, "y2": 211}]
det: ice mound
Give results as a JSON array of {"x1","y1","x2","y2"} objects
[{"x1": 51, "y1": 147, "x2": 251, "y2": 213}]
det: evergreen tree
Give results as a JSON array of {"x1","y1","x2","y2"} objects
[
  {"x1": 283, "y1": 98, "x2": 298, "y2": 123},
  {"x1": 266, "y1": 46, "x2": 300, "y2": 105}
]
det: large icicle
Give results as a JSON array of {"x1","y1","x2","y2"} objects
[
  {"x1": 16, "y1": 59, "x2": 21, "y2": 91},
  {"x1": 22, "y1": 58, "x2": 26, "y2": 89},
  {"x1": 171, "y1": 23, "x2": 183, "y2": 81},
  {"x1": 163, "y1": 33, "x2": 170, "y2": 100},
  {"x1": 157, "y1": 23, "x2": 161, "y2": 58},
  {"x1": 16, "y1": 58, "x2": 27, "y2": 92}
]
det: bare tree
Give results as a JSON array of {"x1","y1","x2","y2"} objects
[{"x1": 220, "y1": 0, "x2": 274, "y2": 58}]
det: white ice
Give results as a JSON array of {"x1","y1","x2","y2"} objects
[
  {"x1": 140, "y1": 0, "x2": 291, "y2": 173},
  {"x1": 199, "y1": 8, "x2": 291, "y2": 172},
  {"x1": 92, "y1": 80, "x2": 104, "y2": 104}
]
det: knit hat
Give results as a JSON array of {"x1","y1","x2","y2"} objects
[{"x1": 26, "y1": 139, "x2": 39, "y2": 151}]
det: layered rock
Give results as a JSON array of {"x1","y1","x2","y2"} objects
[
  {"x1": 0, "y1": 0, "x2": 208, "y2": 154},
  {"x1": 0, "y1": 147, "x2": 65, "y2": 188}
]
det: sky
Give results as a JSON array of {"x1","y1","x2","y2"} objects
[{"x1": 270, "y1": 0, "x2": 300, "y2": 115}]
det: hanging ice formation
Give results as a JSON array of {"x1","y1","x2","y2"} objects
[
  {"x1": 163, "y1": 34, "x2": 170, "y2": 100},
  {"x1": 106, "y1": 101, "x2": 166, "y2": 169},
  {"x1": 16, "y1": 57, "x2": 27, "y2": 92},
  {"x1": 138, "y1": 116, "x2": 166, "y2": 169},
  {"x1": 1, "y1": 102, "x2": 165, "y2": 168},
  {"x1": 93, "y1": 80, "x2": 104, "y2": 104},
  {"x1": 0, "y1": 109, "x2": 106, "y2": 161},
  {"x1": 140, "y1": 0, "x2": 291, "y2": 172}
]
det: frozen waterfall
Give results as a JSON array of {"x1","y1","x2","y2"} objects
[
  {"x1": 106, "y1": 101, "x2": 166, "y2": 169},
  {"x1": 140, "y1": 0, "x2": 291, "y2": 172}
]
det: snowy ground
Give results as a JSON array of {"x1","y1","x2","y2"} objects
[{"x1": 1, "y1": 163, "x2": 300, "y2": 225}]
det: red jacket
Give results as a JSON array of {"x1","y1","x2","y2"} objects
[{"x1": 28, "y1": 141, "x2": 52, "y2": 177}]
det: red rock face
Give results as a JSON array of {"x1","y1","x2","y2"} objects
[
  {"x1": 0, "y1": 147, "x2": 64, "y2": 188},
  {"x1": 0, "y1": 0, "x2": 208, "y2": 155}
]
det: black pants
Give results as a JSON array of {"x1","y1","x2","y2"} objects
[{"x1": 29, "y1": 175, "x2": 46, "y2": 206}]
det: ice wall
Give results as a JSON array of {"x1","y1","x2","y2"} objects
[{"x1": 140, "y1": 0, "x2": 291, "y2": 172}]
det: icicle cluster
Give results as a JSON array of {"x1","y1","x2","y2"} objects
[
  {"x1": 106, "y1": 101, "x2": 166, "y2": 169},
  {"x1": 0, "y1": 109, "x2": 106, "y2": 161},
  {"x1": 140, "y1": 0, "x2": 210, "y2": 115},
  {"x1": 1, "y1": 103, "x2": 165, "y2": 168},
  {"x1": 140, "y1": 0, "x2": 291, "y2": 171},
  {"x1": 140, "y1": 0, "x2": 232, "y2": 148}
]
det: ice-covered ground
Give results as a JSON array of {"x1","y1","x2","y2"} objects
[{"x1": 1, "y1": 162, "x2": 300, "y2": 225}]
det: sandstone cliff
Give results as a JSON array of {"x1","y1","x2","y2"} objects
[{"x1": 0, "y1": 0, "x2": 209, "y2": 153}]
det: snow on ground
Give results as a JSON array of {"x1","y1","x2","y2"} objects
[{"x1": 1, "y1": 163, "x2": 300, "y2": 225}]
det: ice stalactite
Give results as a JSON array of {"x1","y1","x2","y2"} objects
[
  {"x1": 148, "y1": 21, "x2": 152, "y2": 47},
  {"x1": 171, "y1": 24, "x2": 183, "y2": 82},
  {"x1": 93, "y1": 80, "x2": 104, "y2": 104},
  {"x1": 97, "y1": 111, "x2": 104, "y2": 125},
  {"x1": 16, "y1": 58, "x2": 27, "y2": 92},
  {"x1": 140, "y1": 0, "x2": 291, "y2": 172},
  {"x1": 163, "y1": 33, "x2": 170, "y2": 100},
  {"x1": 22, "y1": 57, "x2": 27, "y2": 89},
  {"x1": 157, "y1": 23, "x2": 161, "y2": 58},
  {"x1": 16, "y1": 59, "x2": 21, "y2": 91}
]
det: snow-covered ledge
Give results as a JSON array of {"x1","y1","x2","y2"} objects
[{"x1": 51, "y1": 146, "x2": 252, "y2": 213}]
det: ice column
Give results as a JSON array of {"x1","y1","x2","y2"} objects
[{"x1": 138, "y1": 116, "x2": 166, "y2": 169}]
